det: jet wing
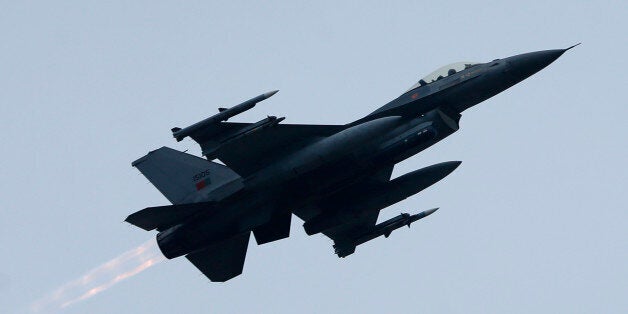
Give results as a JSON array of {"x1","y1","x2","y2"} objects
[
  {"x1": 186, "y1": 231, "x2": 251, "y2": 282},
  {"x1": 293, "y1": 166, "x2": 393, "y2": 256},
  {"x1": 190, "y1": 122, "x2": 345, "y2": 177}
]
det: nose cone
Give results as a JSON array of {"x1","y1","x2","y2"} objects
[
  {"x1": 439, "y1": 160, "x2": 462, "y2": 175},
  {"x1": 505, "y1": 48, "x2": 568, "y2": 83},
  {"x1": 392, "y1": 160, "x2": 462, "y2": 191},
  {"x1": 263, "y1": 90, "x2": 279, "y2": 98},
  {"x1": 421, "y1": 207, "x2": 439, "y2": 217},
  {"x1": 412, "y1": 161, "x2": 462, "y2": 181}
]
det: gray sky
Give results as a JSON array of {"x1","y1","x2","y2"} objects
[{"x1": 1, "y1": 1, "x2": 626, "y2": 313}]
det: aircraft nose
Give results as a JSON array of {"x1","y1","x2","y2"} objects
[{"x1": 505, "y1": 48, "x2": 568, "y2": 83}]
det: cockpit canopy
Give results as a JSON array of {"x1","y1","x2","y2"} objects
[{"x1": 407, "y1": 62, "x2": 480, "y2": 91}]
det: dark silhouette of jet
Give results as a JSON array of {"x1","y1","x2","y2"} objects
[{"x1": 126, "y1": 45, "x2": 577, "y2": 282}]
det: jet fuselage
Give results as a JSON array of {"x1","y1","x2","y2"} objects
[{"x1": 132, "y1": 47, "x2": 574, "y2": 265}]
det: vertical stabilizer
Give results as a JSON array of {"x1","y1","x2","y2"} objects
[{"x1": 132, "y1": 147, "x2": 240, "y2": 204}]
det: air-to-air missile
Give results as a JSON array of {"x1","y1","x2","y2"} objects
[
  {"x1": 172, "y1": 90, "x2": 279, "y2": 141},
  {"x1": 334, "y1": 208, "x2": 439, "y2": 257}
]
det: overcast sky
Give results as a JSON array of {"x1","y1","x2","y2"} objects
[{"x1": 1, "y1": 1, "x2": 626, "y2": 313}]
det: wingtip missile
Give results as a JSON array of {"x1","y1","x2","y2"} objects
[{"x1": 172, "y1": 90, "x2": 279, "y2": 141}]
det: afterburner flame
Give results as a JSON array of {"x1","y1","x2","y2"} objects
[{"x1": 31, "y1": 239, "x2": 165, "y2": 312}]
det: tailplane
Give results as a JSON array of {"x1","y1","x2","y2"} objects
[{"x1": 132, "y1": 147, "x2": 240, "y2": 204}]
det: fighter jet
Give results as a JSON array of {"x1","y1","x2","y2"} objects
[{"x1": 126, "y1": 46, "x2": 576, "y2": 282}]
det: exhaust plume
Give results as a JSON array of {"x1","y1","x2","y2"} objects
[{"x1": 31, "y1": 239, "x2": 165, "y2": 312}]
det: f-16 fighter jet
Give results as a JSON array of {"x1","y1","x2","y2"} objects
[{"x1": 127, "y1": 46, "x2": 577, "y2": 282}]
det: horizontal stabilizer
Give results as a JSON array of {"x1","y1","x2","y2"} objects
[
  {"x1": 125, "y1": 201, "x2": 215, "y2": 231},
  {"x1": 186, "y1": 232, "x2": 251, "y2": 282}
]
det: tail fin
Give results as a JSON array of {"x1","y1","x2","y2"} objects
[{"x1": 132, "y1": 147, "x2": 240, "y2": 204}]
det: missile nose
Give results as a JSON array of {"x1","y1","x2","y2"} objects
[
  {"x1": 422, "y1": 207, "x2": 439, "y2": 217},
  {"x1": 264, "y1": 90, "x2": 279, "y2": 98}
]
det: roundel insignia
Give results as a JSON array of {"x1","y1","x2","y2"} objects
[{"x1": 411, "y1": 93, "x2": 419, "y2": 100}]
